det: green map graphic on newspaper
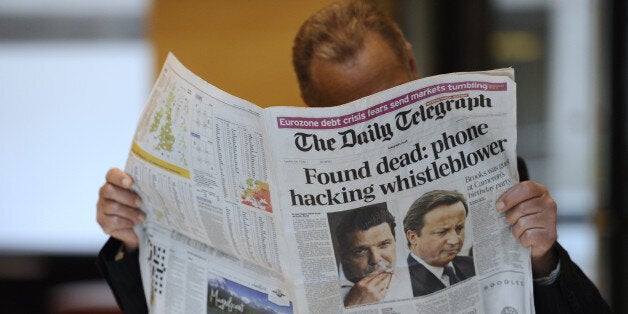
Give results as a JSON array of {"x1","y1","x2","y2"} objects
[{"x1": 137, "y1": 80, "x2": 189, "y2": 168}]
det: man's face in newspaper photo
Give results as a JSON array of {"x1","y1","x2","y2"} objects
[
  {"x1": 406, "y1": 201, "x2": 467, "y2": 267},
  {"x1": 341, "y1": 222, "x2": 397, "y2": 282}
]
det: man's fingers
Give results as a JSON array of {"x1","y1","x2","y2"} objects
[
  {"x1": 497, "y1": 181, "x2": 547, "y2": 212},
  {"x1": 98, "y1": 214, "x2": 135, "y2": 235},
  {"x1": 378, "y1": 272, "x2": 393, "y2": 290},
  {"x1": 98, "y1": 198, "x2": 146, "y2": 224},
  {"x1": 372, "y1": 272, "x2": 391, "y2": 286},
  {"x1": 509, "y1": 202, "x2": 556, "y2": 241},
  {"x1": 511, "y1": 213, "x2": 541, "y2": 239},
  {"x1": 504, "y1": 196, "x2": 546, "y2": 225},
  {"x1": 105, "y1": 168, "x2": 134, "y2": 189},
  {"x1": 509, "y1": 208, "x2": 557, "y2": 259},
  {"x1": 344, "y1": 272, "x2": 391, "y2": 306},
  {"x1": 519, "y1": 228, "x2": 555, "y2": 249},
  {"x1": 519, "y1": 228, "x2": 556, "y2": 259},
  {"x1": 360, "y1": 272, "x2": 391, "y2": 290},
  {"x1": 497, "y1": 181, "x2": 558, "y2": 273},
  {"x1": 351, "y1": 274, "x2": 389, "y2": 299},
  {"x1": 96, "y1": 168, "x2": 143, "y2": 252},
  {"x1": 99, "y1": 182, "x2": 143, "y2": 209}
]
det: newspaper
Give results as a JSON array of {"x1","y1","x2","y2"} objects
[{"x1": 127, "y1": 53, "x2": 534, "y2": 313}]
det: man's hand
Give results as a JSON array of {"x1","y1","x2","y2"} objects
[
  {"x1": 96, "y1": 168, "x2": 145, "y2": 252},
  {"x1": 343, "y1": 272, "x2": 392, "y2": 307},
  {"x1": 497, "y1": 180, "x2": 558, "y2": 278}
]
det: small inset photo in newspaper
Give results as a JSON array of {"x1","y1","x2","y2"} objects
[
  {"x1": 327, "y1": 203, "x2": 413, "y2": 308},
  {"x1": 207, "y1": 273, "x2": 293, "y2": 313},
  {"x1": 396, "y1": 189, "x2": 476, "y2": 297}
]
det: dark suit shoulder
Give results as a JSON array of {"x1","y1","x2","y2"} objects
[
  {"x1": 453, "y1": 255, "x2": 474, "y2": 265},
  {"x1": 406, "y1": 254, "x2": 446, "y2": 297},
  {"x1": 452, "y1": 255, "x2": 476, "y2": 279}
]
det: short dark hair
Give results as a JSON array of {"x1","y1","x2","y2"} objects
[
  {"x1": 336, "y1": 203, "x2": 396, "y2": 252},
  {"x1": 403, "y1": 190, "x2": 468, "y2": 247},
  {"x1": 292, "y1": 0, "x2": 409, "y2": 106}
]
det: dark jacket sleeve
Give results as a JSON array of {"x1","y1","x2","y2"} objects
[
  {"x1": 533, "y1": 243, "x2": 611, "y2": 313},
  {"x1": 96, "y1": 237, "x2": 148, "y2": 314}
]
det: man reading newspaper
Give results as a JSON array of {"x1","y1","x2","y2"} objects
[{"x1": 96, "y1": 1, "x2": 610, "y2": 313}]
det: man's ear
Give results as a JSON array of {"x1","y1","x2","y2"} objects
[
  {"x1": 405, "y1": 41, "x2": 419, "y2": 80},
  {"x1": 406, "y1": 229, "x2": 419, "y2": 245}
]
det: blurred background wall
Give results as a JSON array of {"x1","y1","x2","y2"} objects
[{"x1": 0, "y1": 0, "x2": 625, "y2": 312}]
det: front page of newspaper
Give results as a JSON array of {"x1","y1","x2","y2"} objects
[
  {"x1": 127, "y1": 53, "x2": 533, "y2": 313},
  {"x1": 264, "y1": 69, "x2": 533, "y2": 314}
]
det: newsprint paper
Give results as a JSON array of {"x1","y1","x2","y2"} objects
[{"x1": 127, "y1": 53, "x2": 534, "y2": 314}]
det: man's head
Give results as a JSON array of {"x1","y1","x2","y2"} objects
[
  {"x1": 336, "y1": 204, "x2": 397, "y2": 283},
  {"x1": 403, "y1": 190, "x2": 469, "y2": 267},
  {"x1": 293, "y1": 0, "x2": 418, "y2": 107}
]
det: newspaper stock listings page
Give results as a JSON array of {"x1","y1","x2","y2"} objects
[{"x1": 128, "y1": 53, "x2": 533, "y2": 314}]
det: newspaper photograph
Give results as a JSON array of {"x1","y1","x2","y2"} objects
[{"x1": 126, "y1": 53, "x2": 533, "y2": 313}]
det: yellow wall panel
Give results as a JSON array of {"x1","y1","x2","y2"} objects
[{"x1": 149, "y1": 1, "x2": 336, "y2": 107}]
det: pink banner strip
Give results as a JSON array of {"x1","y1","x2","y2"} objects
[{"x1": 276, "y1": 81, "x2": 507, "y2": 130}]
